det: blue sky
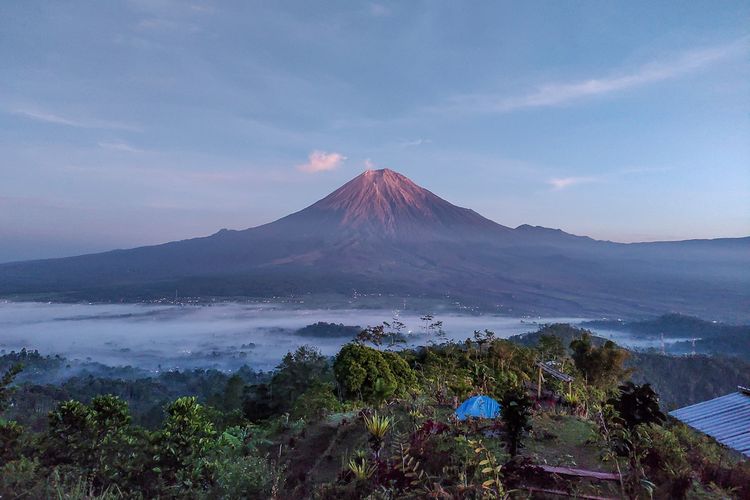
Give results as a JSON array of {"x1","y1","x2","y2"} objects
[{"x1": 1, "y1": 1, "x2": 748, "y2": 262}]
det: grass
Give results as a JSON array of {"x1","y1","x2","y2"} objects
[{"x1": 524, "y1": 413, "x2": 610, "y2": 471}]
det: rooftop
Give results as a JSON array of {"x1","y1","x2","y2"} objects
[{"x1": 669, "y1": 387, "x2": 750, "y2": 457}]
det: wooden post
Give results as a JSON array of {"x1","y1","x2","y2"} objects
[{"x1": 537, "y1": 365, "x2": 543, "y2": 399}]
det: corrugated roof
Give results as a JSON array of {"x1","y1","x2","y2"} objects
[
  {"x1": 538, "y1": 362, "x2": 574, "y2": 383},
  {"x1": 669, "y1": 390, "x2": 750, "y2": 457}
]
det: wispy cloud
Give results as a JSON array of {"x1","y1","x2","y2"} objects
[
  {"x1": 297, "y1": 150, "x2": 347, "y2": 173},
  {"x1": 547, "y1": 165, "x2": 673, "y2": 190},
  {"x1": 398, "y1": 138, "x2": 432, "y2": 148},
  {"x1": 11, "y1": 108, "x2": 140, "y2": 131},
  {"x1": 547, "y1": 177, "x2": 598, "y2": 190},
  {"x1": 98, "y1": 141, "x2": 144, "y2": 153},
  {"x1": 364, "y1": 158, "x2": 375, "y2": 169},
  {"x1": 443, "y1": 38, "x2": 749, "y2": 113}
]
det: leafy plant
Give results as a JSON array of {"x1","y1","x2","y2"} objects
[
  {"x1": 609, "y1": 381, "x2": 666, "y2": 430},
  {"x1": 500, "y1": 388, "x2": 532, "y2": 457},
  {"x1": 363, "y1": 411, "x2": 393, "y2": 458},
  {"x1": 347, "y1": 457, "x2": 376, "y2": 481},
  {"x1": 470, "y1": 438, "x2": 507, "y2": 498}
]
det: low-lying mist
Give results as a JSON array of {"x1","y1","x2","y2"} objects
[{"x1": 0, "y1": 301, "x2": 593, "y2": 371}]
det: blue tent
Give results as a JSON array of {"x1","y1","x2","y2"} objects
[{"x1": 455, "y1": 395, "x2": 501, "y2": 420}]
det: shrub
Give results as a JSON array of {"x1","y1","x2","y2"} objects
[
  {"x1": 291, "y1": 382, "x2": 342, "y2": 421},
  {"x1": 334, "y1": 344, "x2": 398, "y2": 403}
]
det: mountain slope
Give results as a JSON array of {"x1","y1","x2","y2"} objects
[{"x1": 1, "y1": 169, "x2": 748, "y2": 320}]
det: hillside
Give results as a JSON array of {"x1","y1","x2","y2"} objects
[{"x1": 4, "y1": 324, "x2": 750, "y2": 498}]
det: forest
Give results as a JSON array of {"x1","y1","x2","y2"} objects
[
  {"x1": 582, "y1": 314, "x2": 750, "y2": 359},
  {"x1": 1, "y1": 323, "x2": 749, "y2": 498}
]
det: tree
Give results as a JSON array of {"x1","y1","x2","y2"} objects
[
  {"x1": 0, "y1": 364, "x2": 22, "y2": 414},
  {"x1": 501, "y1": 388, "x2": 532, "y2": 457},
  {"x1": 536, "y1": 334, "x2": 566, "y2": 362},
  {"x1": 45, "y1": 395, "x2": 140, "y2": 491},
  {"x1": 270, "y1": 345, "x2": 331, "y2": 412},
  {"x1": 153, "y1": 396, "x2": 216, "y2": 488},
  {"x1": 221, "y1": 374, "x2": 245, "y2": 413},
  {"x1": 291, "y1": 382, "x2": 341, "y2": 421},
  {"x1": 383, "y1": 318, "x2": 408, "y2": 348},
  {"x1": 333, "y1": 343, "x2": 415, "y2": 403},
  {"x1": 421, "y1": 314, "x2": 447, "y2": 343},
  {"x1": 610, "y1": 382, "x2": 666, "y2": 431},
  {"x1": 356, "y1": 325, "x2": 388, "y2": 347},
  {"x1": 570, "y1": 334, "x2": 630, "y2": 388}
]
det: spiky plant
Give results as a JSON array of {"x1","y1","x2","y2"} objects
[
  {"x1": 347, "y1": 458, "x2": 376, "y2": 481},
  {"x1": 363, "y1": 411, "x2": 393, "y2": 457}
]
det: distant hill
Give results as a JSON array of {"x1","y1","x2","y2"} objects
[
  {"x1": 1, "y1": 169, "x2": 748, "y2": 320},
  {"x1": 582, "y1": 313, "x2": 750, "y2": 339},
  {"x1": 294, "y1": 322, "x2": 361, "y2": 339}
]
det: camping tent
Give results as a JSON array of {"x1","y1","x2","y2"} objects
[{"x1": 455, "y1": 395, "x2": 501, "y2": 420}]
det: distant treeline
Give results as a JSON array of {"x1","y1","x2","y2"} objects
[
  {"x1": 582, "y1": 313, "x2": 750, "y2": 359},
  {"x1": 294, "y1": 321, "x2": 361, "y2": 338},
  {"x1": 582, "y1": 313, "x2": 749, "y2": 339}
]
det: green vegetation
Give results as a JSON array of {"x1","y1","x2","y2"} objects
[
  {"x1": 1, "y1": 323, "x2": 749, "y2": 498},
  {"x1": 583, "y1": 313, "x2": 748, "y2": 339},
  {"x1": 295, "y1": 321, "x2": 361, "y2": 338},
  {"x1": 584, "y1": 313, "x2": 750, "y2": 359}
]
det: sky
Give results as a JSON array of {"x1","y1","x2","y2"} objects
[{"x1": 1, "y1": 1, "x2": 748, "y2": 262}]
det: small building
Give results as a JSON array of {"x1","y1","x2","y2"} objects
[{"x1": 669, "y1": 386, "x2": 750, "y2": 458}]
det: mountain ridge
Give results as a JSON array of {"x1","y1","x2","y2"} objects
[{"x1": 1, "y1": 169, "x2": 748, "y2": 320}]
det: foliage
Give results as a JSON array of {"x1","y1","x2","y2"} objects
[
  {"x1": 570, "y1": 333, "x2": 631, "y2": 388},
  {"x1": 152, "y1": 396, "x2": 216, "y2": 490},
  {"x1": 334, "y1": 343, "x2": 411, "y2": 403},
  {"x1": 45, "y1": 395, "x2": 142, "y2": 490},
  {"x1": 500, "y1": 388, "x2": 532, "y2": 457},
  {"x1": 0, "y1": 363, "x2": 22, "y2": 413},
  {"x1": 295, "y1": 321, "x2": 361, "y2": 338},
  {"x1": 363, "y1": 411, "x2": 393, "y2": 457},
  {"x1": 609, "y1": 381, "x2": 666, "y2": 430},
  {"x1": 469, "y1": 438, "x2": 507, "y2": 497},
  {"x1": 290, "y1": 382, "x2": 341, "y2": 421},
  {"x1": 270, "y1": 345, "x2": 331, "y2": 411},
  {"x1": 347, "y1": 457, "x2": 376, "y2": 481},
  {"x1": 5, "y1": 322, "x2": 750, "y2": 498},
  {"x1": 536, "y1": 334, "x2": 566, "y2": 361},
  {"x1": 208, "y1": 426, "x2": 279, "y2": 498}
]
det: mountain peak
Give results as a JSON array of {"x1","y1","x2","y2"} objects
[{"x1": 301, "y1": 168, "x2": 506, "y2": 237}]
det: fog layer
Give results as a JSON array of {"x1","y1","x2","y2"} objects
[{"x1": 0, "y1": 301, "x2": 669, "y2": 371}]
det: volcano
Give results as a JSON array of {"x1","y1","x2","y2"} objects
[
  {"x1": 1, "y1": 169, "x2": 748, "y2": 320},
  {"x1": 298, "y1": 168, "x2": 508, "y2": 237}
]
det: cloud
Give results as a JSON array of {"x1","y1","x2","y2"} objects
[
  {"x1": 443, "y1": 38, "x2": 749, "y2": 113},
  {"x1": 364, "y1": 159, "x2": 375, "y2": 169},
  {"x1": 98, "y1": 141, "x2": 144, "y2": 153},
  {"x1": 297, "y1": 150, "x2": 347, "y2": 173},
  {"x1": 11, "y1": 108, "x2": 140, "y2": 131},
  {"x1": 547, "y1": 177, "x2": 598, "y2": 190},
  {"x1": 547, "y1": 166, "x2": 671, "y2": 190},
  {"x1": 398, "y1": 138, "x2": 432, "y2": 148}
]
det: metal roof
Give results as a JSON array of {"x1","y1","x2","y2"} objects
[
  {"x1": 669, "y1": 389, "x2": 750, "y2": 457},
  {"x1": 538, "y1": 361, "x2": 574, "y2": 383}
]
